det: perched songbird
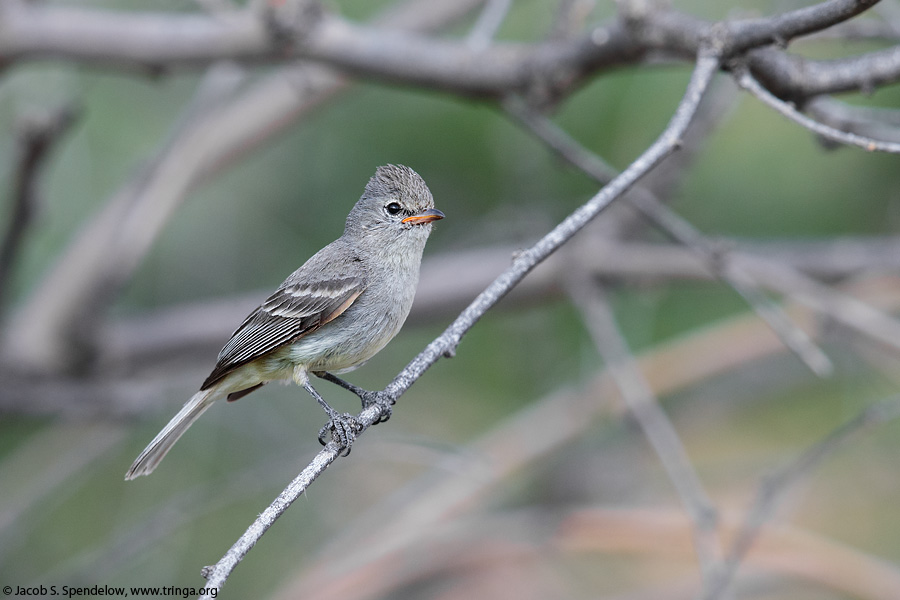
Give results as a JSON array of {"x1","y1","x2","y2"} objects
[{"x1": 126, "y1": 165, "x2": 444, "y2": 479}]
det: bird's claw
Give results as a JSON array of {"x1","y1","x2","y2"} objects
[
  {"x1": 318, "y1": 412, "x2": 362, "y2": 456},
  {"x1": 362, "y1": 391, "x2": 394, "y2": 424}
]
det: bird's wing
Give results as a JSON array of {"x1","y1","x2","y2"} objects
[{"x1": 201, "y1": 274, "x2": 365, "y2": 389}]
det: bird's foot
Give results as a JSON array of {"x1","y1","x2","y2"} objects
[
  {"x1": 316, "y1": 372, "x2": 394, "y2": 424},
  {"x1": 360, "y1": 390, "x2": 394, "y2": 425},
  {"x1": 318, "y1": 412, "x2": 362, "y2": 456}
]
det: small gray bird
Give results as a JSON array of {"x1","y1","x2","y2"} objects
[{"x1": 126, "y1": 165, "x2": 444, "y2": 479}]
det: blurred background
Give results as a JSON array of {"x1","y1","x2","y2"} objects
[{"x1": 1, "y1": 0, "x2": 900, "y2": 598}]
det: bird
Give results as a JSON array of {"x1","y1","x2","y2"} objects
[{"x1": 126, "y1": 164, "x2": 444, "y2": 479}]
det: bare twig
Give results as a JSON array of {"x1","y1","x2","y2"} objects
[
  {"x1": 503, "y1": 98, "x2": 833, "y2": 376},
  {"x1": 200, "y1": 440, "x2": 346, "y2": 591},
  {"x1": 806, "y1": 95, "x2": 900, "y2": 144},
  {"x1": 733, "y1": 254, "x2": 900, "y2": 354},
  {"x1": 567, "y1": 279, "x2": 724, "y2": 589},
  {"x1": 200, "y1": 50, "x2": 721, "y2": 594},
  {"x1": 382, "y1": 49, "x2": 720, "y2": 401},
  {"x1": 735, "y1": 66, "x2": 900, "y2": 153},
  {"x1": 702, "y1": 396, "x2": 900, "y2": 600},
  {"x1": 633, "y1": 197, "x2": 835, "y2": 376}
]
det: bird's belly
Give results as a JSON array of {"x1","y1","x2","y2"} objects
[{"x1": 284, "y1": 314, "x2": 403, "y2": 374}]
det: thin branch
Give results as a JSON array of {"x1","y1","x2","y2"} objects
[
  {"x1": 199, "y1": 50, "x2": 721, "y2": 594},
  {"x1": 567, "y1": 279, "x2": 724, "y2": 589},
  {"x1": 736, "y1": 65, "x2": 900, "y2": 153},
  {"x1": 875, "y1": 0, "x2": 900, "y2": 33},
  {"x1": 733, "y1": 253, "x2": 900, "y2": 355},
  {"x1": 702, "y1": 395, "x2": 900, "y2": 600},
  {"x1": 503, "y1": 98, "x2": 833, "y2": 376},
  {"x1": 805, "y1": 95, "x2": 900, "y2": 144},
  {"x1": 633, "y1": 196, "x2": 834, "y2": 376},
  {"x1": 506, "y1": 88, "x2": 900, "y2": 366},
  {"x1": 201, "y1": 441, "x2": 345, "y2": 591},
  {"x1": 383, "y1": 50, "x2": 720, "y2": 399},
  {"x1": 466, "y1": 0, "x2": 512, "y2": 50},
  {"x1": 0, "y1": 104, "x2": 78, "y2": 310}
]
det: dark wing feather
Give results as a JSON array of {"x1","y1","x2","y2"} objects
[{"x1": 201, "y1": 275, "x2": 365, "y2": 389}]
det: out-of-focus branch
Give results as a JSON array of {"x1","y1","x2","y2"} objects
[
  {"x1": 505, "y1": 89, "x2": 900, "y2": 367},
  {"x1": 466, "y1": 0, "x2": 512, "y2": 50},
  {"x1": 748, "y1": 44, "x2": 900, "y2": 100},
  {"x1": 736, "y1": 65, "x2": 900, "y2": 153},
  {"x1": 5, "y1": 237, "x2": 900, "y2": 418},
  {"x1": 806, "y1": 96, "x2": 900, "y2": 144},
  {"x1": 274, "y1": 505, "x2": 900, "y2": 600},
  {"x1": 702, "y1": 395, "x2": 900, "y2": 600},
  {"x1": 504, "y1": 97, "x2": 834, "y2": 376},
  {"x1": 567, "y1": 279, "x2": 724, "y2": 589},
  {"x1": 2, "y1": 0, "x2": 487, "y2": 374},
  {"x1": 561, "y1": 506, "x2": 900, "y2": 600},
  {"x1": 0, "y1": 104, "x2": 78, "y2": 310},
  {"x1": 3, "y1": 64, "x2": 254, "y2": 373},
  {"x1": 733, "y1": 253, "x2": 900, "y2": 354},
  {"x1": 272, "y1": 272, "x2": 900, "y2": 600},
  {"x1": 0, "y1": 1, "x2": 893, "y2": 103},
  {"x1": 705, "y1": 0, "x2": 881, "y2": 54},
  {"x1": 6, "y1": 0, "x2": 897, "y2": 375}
]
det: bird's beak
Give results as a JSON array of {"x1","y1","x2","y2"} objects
[{"x1": 402, "y1": 208, "x2": 445, "y2": 225}]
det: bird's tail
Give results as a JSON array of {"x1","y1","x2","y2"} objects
[{"x1": 125, "y1": 388, "x2": 218, "y2": 480}]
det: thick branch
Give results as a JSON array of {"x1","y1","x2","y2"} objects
[
  {"x1": 0, "y1": 2, "x2": 894, "y2": 103},
  {"x1": 749, "y1": 43, "x2": 900, "y2": 100},
  {"x1": 713, "y1": 0, "x2": 882, "y2": 54}
]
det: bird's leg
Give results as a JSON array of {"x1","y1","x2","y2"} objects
[
  {"x1": 316, "y1": 371, "x2": 394, "y2": 424},
  {"x1": 294, "y1": 366, "x2": 360, "y2": 455}
]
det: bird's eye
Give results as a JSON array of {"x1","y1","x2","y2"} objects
[{"x1": 385, "y1": 202, "x2": 403, "y2": 215}]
